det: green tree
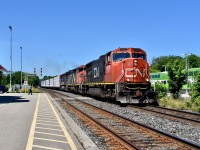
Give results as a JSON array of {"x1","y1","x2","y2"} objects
[
  {"x1": 167, "y1": 59, "x2": 187, "y2": 98},
  {"x1": 0, "y1": 72, "x2": 9, "y2": 86},
  {"x1": 150, "y1": 56, "x2": 184, "y2": 72},
  {"x1": 42, "y1": 76, "x2": 54, "y2": 80},
  {"x1": 12, "y1": 71, "x2": 23, "y2": 84},
  {"x1": 28, "y1": 75, "x2": 40, "y2": 87},
  {"x1": 188, "y1": 54, "x2": 200, "y2": 68},
  {"x1": 4, "y1": 71, "x2": 40, "y2": 87},
  {"x1": 1, "y1": 75, "x2": 8, "y2": 85}
]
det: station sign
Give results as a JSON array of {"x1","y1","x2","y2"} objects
[{"x1": 24, "y1": 80, "x2": 28, "y2": 85}]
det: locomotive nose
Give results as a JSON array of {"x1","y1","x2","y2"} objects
[{"x1": 124, "y1": 59, "x2": 149, "y2": 83}]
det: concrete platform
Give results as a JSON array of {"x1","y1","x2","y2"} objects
[{"x1": 0, "y1": 93, "x2": 98, "y2": 150}]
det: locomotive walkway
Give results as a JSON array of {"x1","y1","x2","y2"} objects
[{"x1": 0, "y1": 93, "x2": 98, "y2": 150}]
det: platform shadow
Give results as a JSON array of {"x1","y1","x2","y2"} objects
[{"x1": 0, "y1": 96, "x2": 30, "y2": 104}]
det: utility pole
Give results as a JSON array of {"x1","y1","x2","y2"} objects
[
  {"x1": 9, "y1": 26, "x2": 12, "y2": 92},
  {"x1": 20, "y1": 47, "x2": 22, "y2": 93}
]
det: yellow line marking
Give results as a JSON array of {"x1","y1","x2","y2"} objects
[
  {"x1": 36, "y1": 122, "x2": 60, "y2": 127},
  {"x1": 34, "y1": 137, "x2": 68, "y2": 143},
  {"x1": 33, "y1": 145, "x2": 63, "y2": 150},
  {"x1": 37, "y1": 113, "x2": 54, "y2": 115},
  {"x1": 37, "y1": 116, "x2": 56, "y2": 119},
  {"x1": 38, "y1": 112, "x2": 54, "y2": 117},
  {"x1": 35, "y1": 131, "x2": 65, "y2": 137},
  {"x1": 37, "y1": 119, "x2": 59, "y2": 123},
  {"x1": 37, "y1": 110, "x2": 52, "y2": 112},
  {"x1": 37, "y1": 120, "x2": 58, "y2": 123},
  {"x1": 37, "y1": 114, "x2": 54, "y2": 117},
  {"x1": 26, "y1": 94, "x2": 40, "y2": 150},
  {"x1": 37, "y1": 112, "x2": 54, "y2": 114},
  {"x1": 38, "y1": 116, "x2": 57, "y2": 120},
  {"x1": 45, "y1": 94, "x2": 77, "y2": 150},
  {"x1": 38, "y1": 113, "x2": 52, "y2": 116},
  {"x1": 36, "y1": 126, "x2": 63, "y2": 131},
  {"x1": 37, "y1": 112, "x2": 52, "y2": 114}
]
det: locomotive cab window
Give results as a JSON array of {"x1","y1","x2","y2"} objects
[
  {"x1": 106, "y1": 55, "x2": 111, "y2": 64},
  {"x1": 79, "y1": 68, "x2": 84, "y2": 72},
  {"x1": 113, "y1": 53, "x2": 130, "y2": 62},
  {"x1": 132, "y1": 53, "x2": 146, "y2": 60}
]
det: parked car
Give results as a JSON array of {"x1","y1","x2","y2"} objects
[{"x1": 0, "y1": 85, "x2": 8, "y2": 94}]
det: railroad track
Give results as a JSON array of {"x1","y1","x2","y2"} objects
[
  {"x1": 42, "y1": 89, "x2": 200, "y2": 150},
  {"x1": 131, "y1": 105, "x2": 200, "y2": 125}
]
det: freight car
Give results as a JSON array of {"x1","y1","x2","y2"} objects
[
  {"x1": 41, "y1": 47, "x2": 156, "y2": 104},
  {"x1": 41, "y1": 75, "x2": 60, "y2": 89}
]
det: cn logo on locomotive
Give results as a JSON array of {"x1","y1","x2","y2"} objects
[
  {"x1": 94, "y1": 67, "x2": 99, "y2": 78},
  {"x1": 125, "y1": 68, "x2": 146, "y2": 78}
]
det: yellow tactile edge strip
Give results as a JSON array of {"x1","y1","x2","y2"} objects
[
  {"x1": 26, "y1": 93, "x2": 40, "y2": 150},
  {"x1": 26, "y1": 93, "x2": 77, "y2": 150},
  {"x1": 44, "y1": 93, "x2": 77, "y2": 150}
]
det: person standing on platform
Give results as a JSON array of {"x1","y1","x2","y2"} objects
[{"x1": 28, "y1": 85, "x2": 32, "y2": 95}]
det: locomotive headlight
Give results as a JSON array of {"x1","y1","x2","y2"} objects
[
  {"x1": 134, "y1": 60, "x2": 138, "y2": 66},
  {"x1": 146, "y1": 79, "x2": 149, "y2": 82}
]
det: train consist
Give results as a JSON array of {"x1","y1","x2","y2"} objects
[{"x1": 41, "y1": 47, "x2": 156, "y2": 104}]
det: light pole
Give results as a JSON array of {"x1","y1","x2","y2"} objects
[
  {"x1": 9, "y1": 26, "x2": 12, "y2": 92},
  {"x1": 185, "y1": 53, "x2": 191, "y2": 95},
  {"x1": 20, "y1": 47, "x2": 22, "y2": 93},
  {"x1": 182, "y1": 53, "x2": 191, "y2": 95}
]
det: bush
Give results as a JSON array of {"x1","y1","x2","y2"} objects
[
  {"x1": 159, "y1": 97, "x2": 200, "y2": 112},
  {"x1": 178, "y1": 103, "x2": 186, "y2": 110},
  {"x1": 155, "y1": 82, "x2": 167, "y2": 99},
  {"x1": 32, "y1": 87, "x2": 40, "y2": 93},
  {"x1": 185, "y1": 100, "x2": 192, "y2": 108},
  {"x1": 193, "y1": 96, "x2": 200, "y2": 106}
]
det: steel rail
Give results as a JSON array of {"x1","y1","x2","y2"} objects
[
  {"x1": 135, "y1": 105, "x2": 200, "y2": 124},
  {"x1": 155, "y1": 105, "x2": 200, "y2": 115}
]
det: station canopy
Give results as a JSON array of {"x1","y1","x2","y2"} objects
[{"x1": 0, "y1": 64, "x2": 8, "y2": 72}]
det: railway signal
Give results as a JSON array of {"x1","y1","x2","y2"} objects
[
  {"x1": 41, "y1": 68, "x2": 42, "y2": 77},
  {"x1": 34, "y1": 68, "x2": 36, "y2": 76}
]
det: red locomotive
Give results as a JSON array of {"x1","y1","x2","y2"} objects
[{"x1": 41, "y1": 48, "x2": 156, "y2": 104}]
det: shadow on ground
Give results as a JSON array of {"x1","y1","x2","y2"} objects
[{"x1": 0, "y1": 95, "x2": 30, "y2": 103}]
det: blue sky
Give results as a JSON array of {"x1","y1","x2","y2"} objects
[{"x1": 1, "y1": 0, "x2": 200, "y2": 77}]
